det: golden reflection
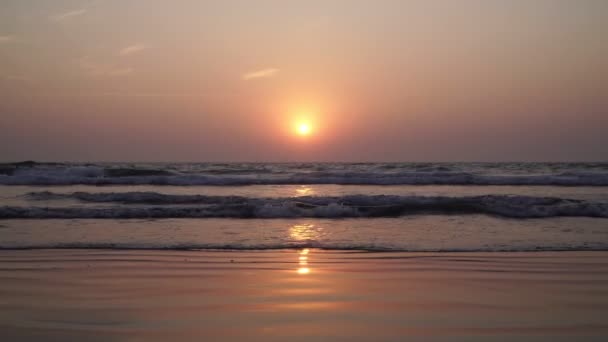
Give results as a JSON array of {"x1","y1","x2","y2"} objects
[
  {"x1": 296, "y1": 248, "x2": 312, "y2": 275},
  {"x1": 297, "y1": 267, "x2": 310, "y2": 275},
  {"x1": 289, "y1": 223, "x2": 322, "y2": 241},
  {"x1": 295, "y1": 186, "x2": 314, "y2": 196}
]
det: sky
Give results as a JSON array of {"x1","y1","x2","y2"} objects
[{"x1": 0, "y1": 0, "x2": 606, "y2": 162}]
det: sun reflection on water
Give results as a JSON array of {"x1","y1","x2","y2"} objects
[
  {"x1": 295, "y1": 186, "x2": 314, "y2": 196},
  {"x1": 297, "y1": 267, "x2": 310, "y2": 275},
  {"x1": 289, "y1": 224, "x2": 323, "y2": 241},
  {"x1": 297, "y1": 248, "x2": 311, "y2": 275},
  {"x1": 289, "y1": 223, "x2": 318, "y2": 275}
]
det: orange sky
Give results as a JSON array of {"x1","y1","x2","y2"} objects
[{"x1": 0, "y1": 0, "x2": 606, "y2": 161}]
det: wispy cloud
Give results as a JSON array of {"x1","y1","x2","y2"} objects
[
  {"x1": 75, "y1": 92, "x2": 203, "y2": 97},
  {"x1": 50, "y1": 9, "x2": 87, "y2": 22},
  {"x1": 0, "y1": 35, "x2": 14, "y2": 43},
  {"x1": 26, "y1": 92, "x2": 213, "y2": 98},
  {"x1": 119, "y1": 44, "x2": 146, "y2": 56},
  {"x1": 242, "y1": 68, "x2": 279, "y2": 81},
  {"x1": 106, "y1": 68, "x2": 133, "y2": 76},
  {"x1": 2, "y1": 75, "x2": 31, "y2": 82},
  {"x1": 78, "y1": 57, "x2": 133, "y2": 77}
]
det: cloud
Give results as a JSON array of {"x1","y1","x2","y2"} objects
[
  {"x1": 50, "y1": 9, "x2": 86, "y2": 22},
  {"x1": 80, "y1": 92, "x2": 202, "y2": 97},
  {"x1": 119, "y1": 44, "x2": 146, "y2": 56},
  {"x1": 2, "y1": 75, "x2": 31, "y2": 82},
  {"x1": 0, "y1": 35, "x2": 14, "y2": 43},
  {"x1": 78, "y1": 57, "x2": 132, "y2": 77},
  {"x1": 31, "y1": 92, "x2": 208, "y2": 98},
  {"x1": 106, "y1": 67, "x2": 133, "y2": 76},
  {"x1": 242, "y1": 68, "x2": 279, "y2": 80}
]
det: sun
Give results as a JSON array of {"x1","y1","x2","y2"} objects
[{"x1": 296, "y1": 122, "x2": 312, "y2": 136}]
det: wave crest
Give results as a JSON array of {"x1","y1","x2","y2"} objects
[
  {"x1": 11, "y1": 192, "x2": 608, "y2": 218},
  {"x1": 2, "y1": 168, "x2": 608, "y2": 186}
]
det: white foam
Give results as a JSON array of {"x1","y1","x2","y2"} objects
[
  {"x1": 2, "y1": 169, "x2": 608, "y2": 186},
  {"x1": 8, "y1": 193, "x2": 608, "y2": 218}
]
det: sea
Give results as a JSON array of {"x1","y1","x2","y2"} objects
[{"x1": 1, "y1": 162, "x2": 607, "y2": 251}]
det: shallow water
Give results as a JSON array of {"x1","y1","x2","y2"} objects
[{"x1": 1, "y1": 216, "x2": 607, "y2": 251}]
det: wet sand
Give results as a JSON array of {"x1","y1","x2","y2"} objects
[{"x1": 1, "y1": 249, "x2": 608, "y2": 341}]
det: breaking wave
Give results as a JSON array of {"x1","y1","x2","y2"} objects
[
  {"x1": 7, "y1": 192, "x2": 608, "y2": 218},
  {"x1": 3, "y1": 242, "x2": 606, "y2": 252},
  {"x1": 2, "y1": 167, "x2": 608, "y2": 186},
  {"x1": 2, "y1": 162, "x2": 608, "y2": 186}
]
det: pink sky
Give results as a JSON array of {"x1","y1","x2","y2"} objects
[{"x1": 0, "y1": 0, "x2": 606, "y2": 161}]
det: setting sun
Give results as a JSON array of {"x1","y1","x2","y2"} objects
[{"x1": 297, "y1": 122, "x2": 312, "y2": 136}]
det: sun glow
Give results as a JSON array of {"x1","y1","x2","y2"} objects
[
  {"x1": 286, "y1": 104, "x2": 321, "y2": 138},
  {"x1": 296, "y1": 122, "x2": 311, "y2": 136}
]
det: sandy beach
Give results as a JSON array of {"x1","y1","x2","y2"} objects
[{"x1": 1, "y1": 249, "x2": 607, "y2": 341}]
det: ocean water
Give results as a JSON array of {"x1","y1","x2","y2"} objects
[{"x1": 1, "y1": 162, "x2": 607, "y2": 251}]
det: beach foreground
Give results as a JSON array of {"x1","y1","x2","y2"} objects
[{"x1": 1, "y1": 250, "x2": 608, "y2": 341}]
